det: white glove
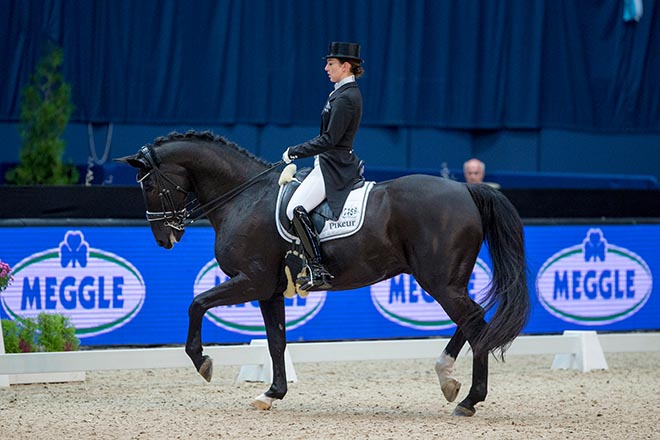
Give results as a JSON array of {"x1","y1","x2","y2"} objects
[{"x1": 282, "y1": 148, "x2": 293, "y2": 164}]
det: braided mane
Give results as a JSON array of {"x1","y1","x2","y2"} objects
[{"x1": 151, "y1": 130, "x2": 272, "y2": 167}]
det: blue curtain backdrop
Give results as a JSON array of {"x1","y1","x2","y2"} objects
[{"x1": 1, "y1": 0, "x2": 658, "y2": 131}]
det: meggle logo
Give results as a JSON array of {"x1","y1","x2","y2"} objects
[
  {"x1": 371, "y1": 258, "x2": 492, "y2": 330},
  {"x1": 536, "y1": 228, "x2": 652, "y2": 325},
  {"x1": 194, "y1": 259, "x2": 325, "y2": 335},
  {"x1": 0, "y1": 231, "x2": 145, "y2": 337}
]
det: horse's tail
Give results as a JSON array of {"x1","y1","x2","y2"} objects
[{"x1": 467, "y1": 183, "x2": 530, "y2": 359}]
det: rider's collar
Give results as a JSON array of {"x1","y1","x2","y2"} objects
[{"x1": 330, "y1": 75, "x2": 355, "y2": 96}]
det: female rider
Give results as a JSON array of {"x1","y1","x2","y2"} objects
[{"x1": 282, "y1": 42, "x2": 365, "y2": 290}]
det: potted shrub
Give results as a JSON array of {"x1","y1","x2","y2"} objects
[
  {"x1": 1, "y1": 309, "x2": 84, "y2": 384},
  {"x1": 4, "y1": 43, "x2": 78, "y2": 185},
  {"x1": 1, "y1": 318, "x2": 37, "y2": 353},
  {"x1": 36, "y1": 313, "x2": 80, "y2": 352}
]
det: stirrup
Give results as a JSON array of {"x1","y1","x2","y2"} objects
[{"x1": 297, "y1": 263, "x2": 334, "y2": 290}]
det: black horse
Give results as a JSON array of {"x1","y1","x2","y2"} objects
[{"x1": 117, "y1": 131, "x2": 529, "y2": 416}]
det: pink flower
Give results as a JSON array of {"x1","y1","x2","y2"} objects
[{"x1": 0, "y1": 260, "x2": 13, "y2": 291}]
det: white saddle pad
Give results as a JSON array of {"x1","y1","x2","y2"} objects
[{"x1": 276, "y1": 181, "x2": 375, "y2": 243}]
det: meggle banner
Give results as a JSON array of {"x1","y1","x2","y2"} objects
[{"x1": 0, "y1": 224, "x2": 658, "y2": 346}]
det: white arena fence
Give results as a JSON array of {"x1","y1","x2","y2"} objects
[{"x1": 1, "y1": 331, "x2": 659, "y2": 387}]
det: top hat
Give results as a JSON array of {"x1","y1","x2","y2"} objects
[{"x1": 324, "y1": 42, "x2": 363, "y2": 62}]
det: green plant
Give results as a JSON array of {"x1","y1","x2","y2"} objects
[
  {"x1": 17, "y1": 317, "x2": 38, "y2": 353},
  {"x1": 37, "y1": 313, "x2": 80, "y2": 352},
  {"x1": 1, "y1": 319, "x2": 20, "y2": 353},
  {"x1": 1, "y1": 313, "x2": 79, "y2": 353},
  {"x1": 5, "y1": 43, "x2": 78, "y2": 185}
]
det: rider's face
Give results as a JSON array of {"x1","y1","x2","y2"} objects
[{"x1": 325, "y1": 58, "x2": 351, "y2": 83}]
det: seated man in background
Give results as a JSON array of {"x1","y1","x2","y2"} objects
[{"x1": 463, "y1": 158, "x2": 500, "y2": 189}]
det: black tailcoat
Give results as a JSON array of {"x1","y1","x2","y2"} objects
[{"x1": 288, "y1": 81, "x2": 363, "y2": 220}]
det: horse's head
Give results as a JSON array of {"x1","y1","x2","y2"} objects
[{"x1": 115, "y1": 144, "x2": 191, "y2": 249}]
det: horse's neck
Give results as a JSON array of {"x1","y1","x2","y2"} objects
[
  {"x1": 193, "y1": 154, "x2": 276, "y2": 230},
  {"x1": 173, "y1": 141, "x2": 268, "y2": 207}
]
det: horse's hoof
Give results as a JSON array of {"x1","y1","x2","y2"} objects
[
  {"x1": 452, "y1": 403, "x2": 476, "y2": 417},
  {"x1": 198, "y1": 355, "x2": 213, "y2": 382},
  {"x1": 250, "y1": 393, "x2": 276, "y2": 410},
  {"x1": 441, "y1": 378, "x2": 461, "y2": 402}
]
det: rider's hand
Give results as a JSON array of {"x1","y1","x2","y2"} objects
[{"x1": 282, "y1": 148, "x2": 293, "y2": 164}]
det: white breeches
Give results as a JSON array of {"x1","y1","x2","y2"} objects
[{"x1": 286, "y1": 159, "x2": 326, "y2": 220}]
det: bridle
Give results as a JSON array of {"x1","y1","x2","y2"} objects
[
  {"x1": 136, "y1": 145, "x2": 190, "y2": 231},
  {"x1": 136, "y1": 144, "x2": 283, "y2": 231}
]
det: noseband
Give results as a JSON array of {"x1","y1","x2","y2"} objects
[{"x1": 136, "y1": 144, "x2": 284, "y2": 231}]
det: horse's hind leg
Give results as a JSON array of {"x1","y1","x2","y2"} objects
[
  {"x1": 251, "y1": 294, "x2": 288, "y2": 410},
  {"x1": 434, "y1": 289, "x2": 489, "y2": 417},
  {"x1": 447, "y1": 300, "x2": 489, "y2": 417},
  {"x1": 435, "y1": 330, "x2": 467, "y2": 402},
  {"x1": 454, "y1": 324, "x2": 488, "y2": 417}
]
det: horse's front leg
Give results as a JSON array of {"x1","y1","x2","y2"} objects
[
  {"x1": 185, "y1": 272, "x2": 263, "y2": 382},
  {"x1": 251, "y1": 294, "x2": 287, "y2": 410}
]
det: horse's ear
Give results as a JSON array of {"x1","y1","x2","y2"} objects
[{"x1": 114, "y1": 154, "x2": 146, "y2": 169}]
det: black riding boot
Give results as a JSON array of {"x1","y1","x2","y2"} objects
[{"x1": 291, "y1": 206, "x2": 334, "y2": 290}]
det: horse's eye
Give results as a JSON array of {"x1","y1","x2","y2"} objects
[
  {"x1": 137, "y1": 176, "x2": 157, "y2": 195},
  {"x1": 144, "y1": 183, "x2": 159, "y2": 196}
]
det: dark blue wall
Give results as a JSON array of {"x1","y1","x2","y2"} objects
[
  {"x1": 2, "y1": 0, "x2": 659, "y2": 186},
  {"x1": 2, "y1": 122, "x2": 660, "y2": 187}
]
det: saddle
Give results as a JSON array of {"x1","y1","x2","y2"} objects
[{"x1": 275, "y1": 165, "x2": 374, "y2": 243}]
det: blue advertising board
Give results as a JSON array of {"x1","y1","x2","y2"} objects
[{"x1": 1, "y1": 223, "x2": 658, "y2": 346}]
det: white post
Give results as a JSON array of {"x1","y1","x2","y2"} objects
[
  {"x1": 551, "y1": 330, "x2": 608, "y2": 372},
  {"x1": 0, "y1": 320, "x2": 9, "y2": 387},
  {"x1": 236, "y1": 339, "x2": 298, "y2": 383}
]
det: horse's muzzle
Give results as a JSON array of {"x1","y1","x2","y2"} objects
[{"x1": 155, "y1": 227, "x2": 184, "y2": 249}]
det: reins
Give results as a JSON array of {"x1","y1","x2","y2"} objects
[
  {"x1": 137, "y1": 144, "x2": 284, "y2": 230},
  {"x1": 184, "y1": 160, "x2": 285, "y2": 224}
]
